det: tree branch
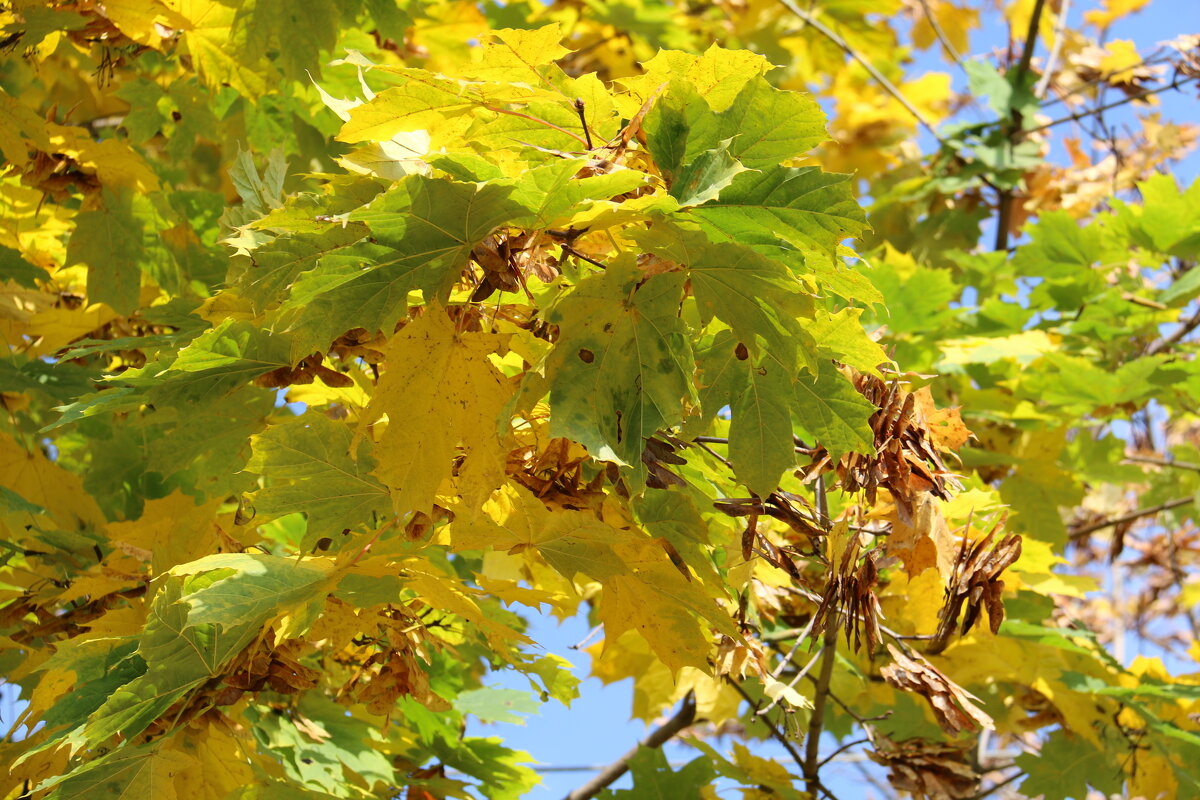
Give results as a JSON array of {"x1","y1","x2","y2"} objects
[
  {"x1": 818, "y1": 737, "x2": 871, "y2": 769},
  {"x1": 1145, "y1": 302, "x2": 1200, "y2": 356},
  {"x1": 1068, "y1": 496, "x2": 1195, "y2": 541},
  {"x1": 1124, "y1": 455, "x2": 1200, "y2": 472},
  {"x1": 915, "y1": 0, "x2": 964, "y2": 68},
  {"x1": 726, "y1": 678, "x2": 808, "y2": 773},
  {"x1": 1020, "y1": 72, "x2": 1199, "y2": 139},
  {"x1": 994, "y1": 0, "x2": 1047, "y2": 252},
  {"x1": 777, "y1": 0, "x2": 946, "y2": 146},
  {"x1": 562, "y1": 691, "x2": 699, "y2": 800},
  {"x1": 803, "y1": 627, "x2": 839, "y2": 795}
]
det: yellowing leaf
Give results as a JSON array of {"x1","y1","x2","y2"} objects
[
  {"x1": 356, "y1": 307, "x2": 512, "y2": 516},
  {"x1": 1097, "y1": 39, "x2": 1144, "y2": 84},
  {"x1": 101, "y1": 0, "x2": 190, "y2": 47},
  {"x1": 0, "y1": 432, "x2": 105, "y2": 531},
  {"x1": 456, "y1": 483, "x2": 738, "y2": 674},
  {"x1": 1010, "y1": 539, "x2": 1097, "y2": 598},
  {"x1": 164, "y1": 0, "x2": 269, "y2": 96},
  {"x1": 1083, "y1": 0, "x2": 1151, "y2": 29},
  {"x1": 106, "y1": 492, "x2": 222, "y2": 576}
]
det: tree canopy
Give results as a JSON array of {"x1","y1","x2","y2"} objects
[{"x1": 1, "y1": 1, "x2": 1200, "y2": 799}]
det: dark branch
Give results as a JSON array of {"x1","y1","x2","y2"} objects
[
  {"x1": 1069, "y1": 496, "x2": 1195, "y2": 541},
  {"x1": 562, "y1": 691, "x2": 699, "y2": 800},
  {"x1": 1145, "y1": 302, "x2": 1200, "y2": 356},
  {"x1": 1021, "y1": 73, "x2": 1199, "y2": 139}
]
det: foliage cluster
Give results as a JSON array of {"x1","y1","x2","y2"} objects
[{"x1": 1, "y1": 1, "x2": 1200, "y2": 799}]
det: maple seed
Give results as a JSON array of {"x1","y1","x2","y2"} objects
[{"x1": 578, "y1": 348, "x2": 595, "y2": 363}]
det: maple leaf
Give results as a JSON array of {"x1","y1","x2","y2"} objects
[
  {"x1": 355, "y1": 305, "x2": 512, "y2": 515},
  {"x1": 535, "y1": 256, "x2": 694, "y2": 467},
  {"x1": 246, "y1": 415, "x2": 392, "y2": 549}
]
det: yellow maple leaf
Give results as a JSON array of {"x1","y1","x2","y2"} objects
[
  {"x1": 106, "y1": 491, "x2": 224, "y2": 576},
  {"x1": 911, "y1": 0, "x2": 979, "y2": 57},
  {"x1": 46, "y1": 125, "x2": 160, "y2": 193},
  {"x1": 163, "y1": 0, "x2": 269, "y2": 96},
  {"x1": 1097, "y1": 39, "x2": 1145, "y2": 84},
  {"x1": 356, "y1": 307, "x2": 513, "y2": 516},
  {"x1": 100, "y1": 0, "x2": 191, "y2": 48},
  {"x1": 1010, "y1": 538, "x2": 1097, "y2": 598},
  {"x1": 455, "y1": 482, "x2": 739, "y2": 674},
  {"x1": 1083, "y1": 0, "x2": 1151, "y2": 30},
  {"x1": 0, "y1": 432, "x2": 105, "y2": 531}
]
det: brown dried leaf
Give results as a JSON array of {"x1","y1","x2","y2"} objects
[
  {"x1": 880, "y1": 644, "x2": 993, "y2": 734},
  {"x1": 869, "y1": 737, "x2": 981, "y2": 800}
]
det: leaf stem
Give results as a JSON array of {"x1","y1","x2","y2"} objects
[{"x1": 482, "y1": 104, "x2": 590, "y2": 147}]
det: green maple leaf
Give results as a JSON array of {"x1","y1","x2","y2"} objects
[
  {"x1": 645, "y1": 76, "x2": 827, "y2": 173},
  {"x1": 236, "y1": 222, "x2": 369, "y2": 312},
  {"x1": 694, "y1": 331, "x2": 796, "y2": 496},
  {"x1": 0, "y1": 244, "x2": 50, "y2": 288},
  {"x1": 631, "y1": 224, "x2": 815, "y2": 372},
  {"x1": 600, "y1": 747, "x2": 715, "y2": 799},
  {"x1": 246, "y1": 414, "x2": 392, "y2": 547},
  {"x1": 272, "y1": 175, "x2": 525, "y2": 359},
  {"x1": 40, "y1": 742, "x2": 194, "y2": 800},
  {"x1": 538, "y1": 257, "x2": 694, "y2": 466},
  {"x1": 792, "y1": 360, "x2": 876, "y2": 459},
  {"x1": 66, "y1": 188, "x2": 145, "y2": 314},
  {"x1": 1016, "y1": 731, "x2": 1124, "y2": 800},
  {"x1": 690, "y1": 166, "x2": 868, "y2": 271}
]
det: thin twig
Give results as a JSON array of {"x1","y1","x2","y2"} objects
[
  {"x1": 968, "y1": 768, "x2": 1025, "y2": 800},
  {"x1": 726, "y1": 679, "x2": 808, "y2": 773},
  {"x1": 573, "y1": 98, "x2": 594, "y2": 150},
  {"x1": 1068, "y1": 496, "x2": 1195, "y2": 541},
  {"x1": 818, "y1": 737, "x2": 871, "y2": 769},
  {"x1": 1034, "y1": 0, "x2": 1070, "y2": 98},
  {"x1": 570, "y1": 624, "x2": 603, "y2": 650},
  {"x1": 1124, "y1": 455, "x2": 1200, "y2": 472},
  {"x1": 778, "y1": 0, "x2": 945, "y2": 146},
  {"x1": 770, "y1": 616, "x2": 817, "y2": 676},
  {"x1": 562, "y1": 692, "x2": 699, "y2": 800},
  {"x1": 915, "y1": 0, "x2": 965, "y2": 67},
  {"x1": 1020, "y1": 73, "x2": 1198, "y2": 139},
  {"x1": 1146, "y1": 303, "x2": 1200, "y2": 356},
  {"x1": 759, "y1": 644, "x2": 824, "y2": 716}
]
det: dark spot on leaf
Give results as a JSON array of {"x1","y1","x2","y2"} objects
[
  {"x1": 578, "y1": 348, "x2": 595, "y2": 363},
  {"x1": 735, "y1": 342, "x2": 749, "y2": 360},
  {"x1": 315, "y1": 537, "x2": 332, "y2": 551},
  {"x1": 602, "y1": 322, "x2": 613, "y2": 333}
]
